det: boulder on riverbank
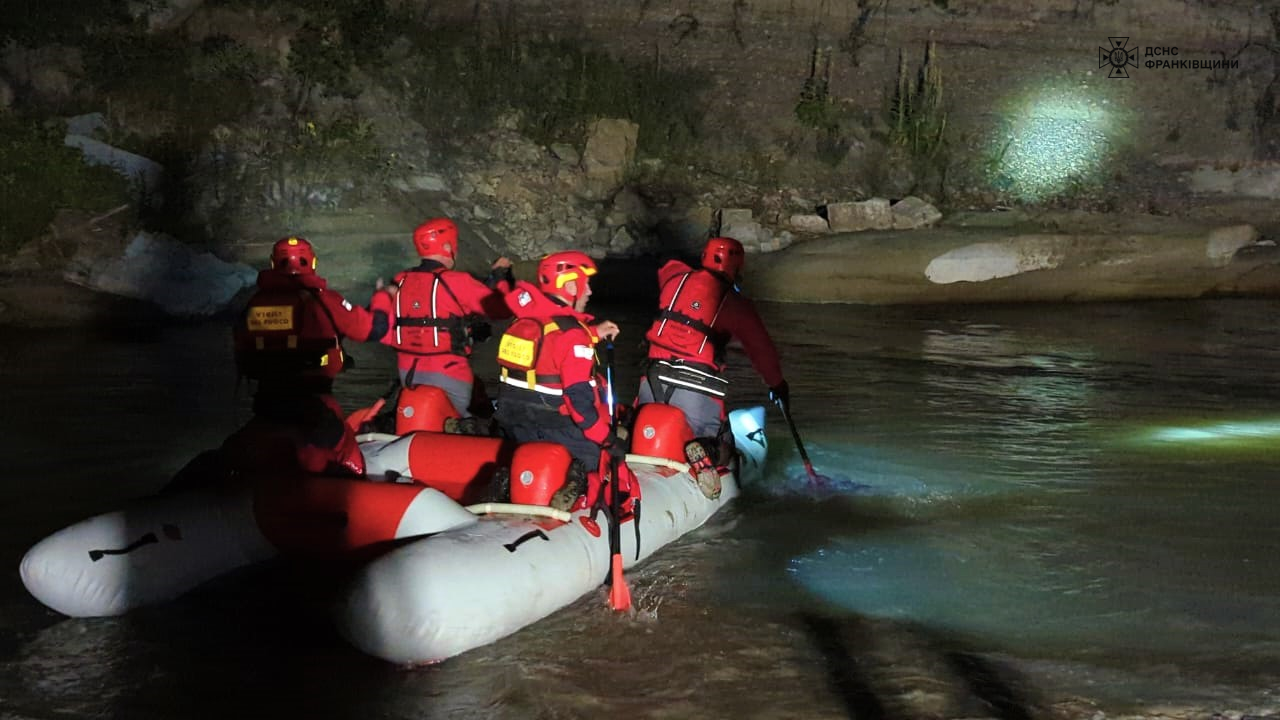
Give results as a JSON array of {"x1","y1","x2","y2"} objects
[
  {"x1": 0, "y1": 208, "x2": 256, "y2": 326},
  {"x1": 746, "y1": 211, "x2": 1280, "y2": 304},
  {"x1": 63, "y1": 231, "x2": 256, "y2": 318},
  {"x1": 6, "y1": 208, "x2": 1280, "y2": 326}
]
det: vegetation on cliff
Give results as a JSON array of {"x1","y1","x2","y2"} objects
[
  {"x1": 0, "y1": 0, "x2": 723, "y2": 256},
  {"x1": 0, "y1": 116, "x2": 131, "y2": 256}
]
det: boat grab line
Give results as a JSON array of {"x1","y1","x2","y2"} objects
[
  {"x1": 624, "y1": 454, "x2": 691, "y2": 474},
  {"x1": 464, "y1": 502, "x2": 573, "y2": 523},
  {"x1": 355, "y1": 432, "x2": 400, "y2": 443}
]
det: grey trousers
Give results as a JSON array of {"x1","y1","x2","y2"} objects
[
  {"x1": 636, "y1": 377, "x2": 725, "y2": 438},
  {"x1": 399, "y1": 369, "x2": 473, "y2": 417}
]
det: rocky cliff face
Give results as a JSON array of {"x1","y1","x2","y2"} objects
[
  {"x1": 412, "y1": 0, "x2": 1276, "y2": 206},
  {"x1": 7, "y1": 0, "x2": 1276, "y2": 237},
  {"x1": 5, "y1": 0, "x2": 1280, "y2": 323}
]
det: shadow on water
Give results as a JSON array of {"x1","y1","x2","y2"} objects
[
  {"x1": 799, "y1": 611, "x2": 1046, "y2": 720},
  {"x1": 943, "y1": 649, "x2": 1040, "y2": 720},
  {"x1": 5, "y1": 561, "x2": 434, "y2": 720},
  {"x1": 800, "y1": 613, "x2": 888, "y2": 720},
  {"x1": 729, "y1": 454, "x2": 1053, "y2": 720}
]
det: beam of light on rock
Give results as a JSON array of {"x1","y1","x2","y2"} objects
[{"x1": 985, "y1": 80, "x2": 1132, "y2": 202}]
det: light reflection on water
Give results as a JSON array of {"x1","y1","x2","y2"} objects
[{"x1": 3, "y1": 297, "x2": 1280, "y2": 717}]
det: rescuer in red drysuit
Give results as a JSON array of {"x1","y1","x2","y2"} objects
[
  {"x1": 230, "y1": 236, "x2": 391, "y2": 476},
  {"x1": 377, "y1": 217, "x2": 514, "y2": 426},
  {"x1": 637, "y1": 236, "x2": 788, "y2": 497}
]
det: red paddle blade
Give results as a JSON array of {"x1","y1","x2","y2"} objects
[
  {"x1": 804, "y1": 461, "x2": 820, "y2": 482},
  {"x1": 609, "y1": 554, "x2": 632, "y2": 611}
]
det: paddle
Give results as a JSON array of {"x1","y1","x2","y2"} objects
[
  {"x1": 604, "y1": 342, "x2": 616, "y2": 419},
  {"x1": 775, "y1": 396, "x2": 823, "y2": 486},
  {"x1": 603, "y1": 340, "x2": 632, "y2": 611}
]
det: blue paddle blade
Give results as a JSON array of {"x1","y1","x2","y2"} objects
[{"x1": 728, "y1": 406, "x2": 768, "y2": 468}]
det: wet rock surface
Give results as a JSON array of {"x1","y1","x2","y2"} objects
[{"x1": 746, "y1": 208, "x2": 1280, "y2": 305}]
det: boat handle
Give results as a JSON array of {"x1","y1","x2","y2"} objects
[
  {"x1": 624, "y1": 454, "x2": 691, "y2": 474},
  {"x1": 464, "y1": 503, "x2": 573, "y2": 523}
]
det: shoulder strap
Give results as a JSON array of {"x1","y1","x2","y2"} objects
[
  {"x1": 301, "y1": 287, "x2": 349, "y2": 366},
  {"x1": 431, "y1": 269, "x2": 466, "y2": 310},
  {"x1": 549, "y1": 315, "x2": 585, "y2": 334},
  {"x1": 655, "y1": 271, "x2": 729, "y2": 339}
]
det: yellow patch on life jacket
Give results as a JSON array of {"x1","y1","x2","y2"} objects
[
  {"x1": 498, "y1": 333, "x2": 537, "y2": 369},
  {"x1": 247, "y1": 305, "x2": 294, "y2": 331}
]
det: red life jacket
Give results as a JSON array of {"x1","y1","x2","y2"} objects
[
  {"x1": 235, "y1": 283, "x2": 343, "y2": 382},
  {"x1": 644, "y1": 269, "x2": 732, "y2": 370},
  {"x1": 391, "y1": 269, "x2": 471, "y2": 357}
]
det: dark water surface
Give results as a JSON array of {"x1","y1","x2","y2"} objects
[{"x1": 3, "y1": 298, "x2": 1280, "y2": 719}]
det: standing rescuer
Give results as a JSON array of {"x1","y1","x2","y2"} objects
[
  {"x1": 637, "y1": 236, "x2": 788, "y2": 498},
  {"x1": 231, "y1": 236, "x2": 391, "y2": 476},
  {"x1": 378, "y1": 217, "x2": 513, "y2": 433}
]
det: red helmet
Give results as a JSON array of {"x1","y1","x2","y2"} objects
[
  {"x1": 701, "y1": 237, "x2": 745, "y2": 280},
  {"x1": 413, "y1": 218, "x2": 458, "y2": 260},
  {"x1": 537, "y1": 251, "x2": 598, "y2": 304},
  {"x1": 271, "y1": 236, "x2": 317, "y2": 275}
]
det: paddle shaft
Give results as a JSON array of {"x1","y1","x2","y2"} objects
[
  {"x1": 605, "y1": 344, "x2": 616, "y2": 419},
  {"x1": 777, "y1": 399, "x2": 819, "y2": 482},
  {"x1": 603, "y1": 340, "x2": 631, "y2": 610}
]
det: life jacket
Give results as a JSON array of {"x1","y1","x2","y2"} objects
[
  {"x1": 496, "y1": 315, "x2": 590, "y2": 396},
  {"x1": 496, "y1": 282, "x2": 598, "y2": 398},
  {"x1": 391, "y1": 269, "x2": 473, "y2": 357},
  {"x1": 644, "y1": 268, "x2": 733, "y2": 370},
  {"x1": 235, "y1": 279, "x2": 343, "y2": 382}
]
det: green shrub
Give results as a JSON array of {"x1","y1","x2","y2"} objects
[
  {"x1": 83, "y1": 32, "x2": 264, "y2": 146},
  {"x1": 289, "y1": 19, "x2": 359, "y2": 109},
  {"x1": 795, "y1": 48, "x2": 839, "y2": 134},
  {"x1": 280, "y1": 113, "x2": 388, "y2": 195},
  {"x1": 888, "y1": 40, "x2": 947, "y2": 162},
  {"x1": 396, "y1": 30, "x2": 708, "y2": 158},
  {"x1": 0, "y1": 115, "x2": 132, "y2": 255},
  {"x1": 213, "y1": 0, "x2": 400, "y2": 87},
  {"x1": 195, "y1": 110, "x2": 389, "y2": 229},
  {"x1": 794, "y1": 47, "x2": 850, "y2": 166}
]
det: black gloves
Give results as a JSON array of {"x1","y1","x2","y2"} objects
[
  {"x1": 486, "y1": 265, "x2": 516, "y2": 289},
  {"x1": 469, "y1": 320, "x2": 493, "y2": 344},
  {"x1": 603, "y1": 429, "x2": 629, "y2": 463},
  {"x1": 768, "y1": 380, "x2": 790, "y2": 410}
]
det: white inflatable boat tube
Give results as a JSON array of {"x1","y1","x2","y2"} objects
[{"x1": 334, "y1": 407, "x2": 768, "y2": 664}]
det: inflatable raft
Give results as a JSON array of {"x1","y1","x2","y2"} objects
[
  {"x1": 333, "y1": 405, "x2": 768, "y2": 665},
  {"x1": 18, "y1": 431, "x2": 509, "y2": 618}
]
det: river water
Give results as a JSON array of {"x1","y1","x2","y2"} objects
[{"x1": 2, "y1": 297, "x2": 1279, "y2": 719}]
